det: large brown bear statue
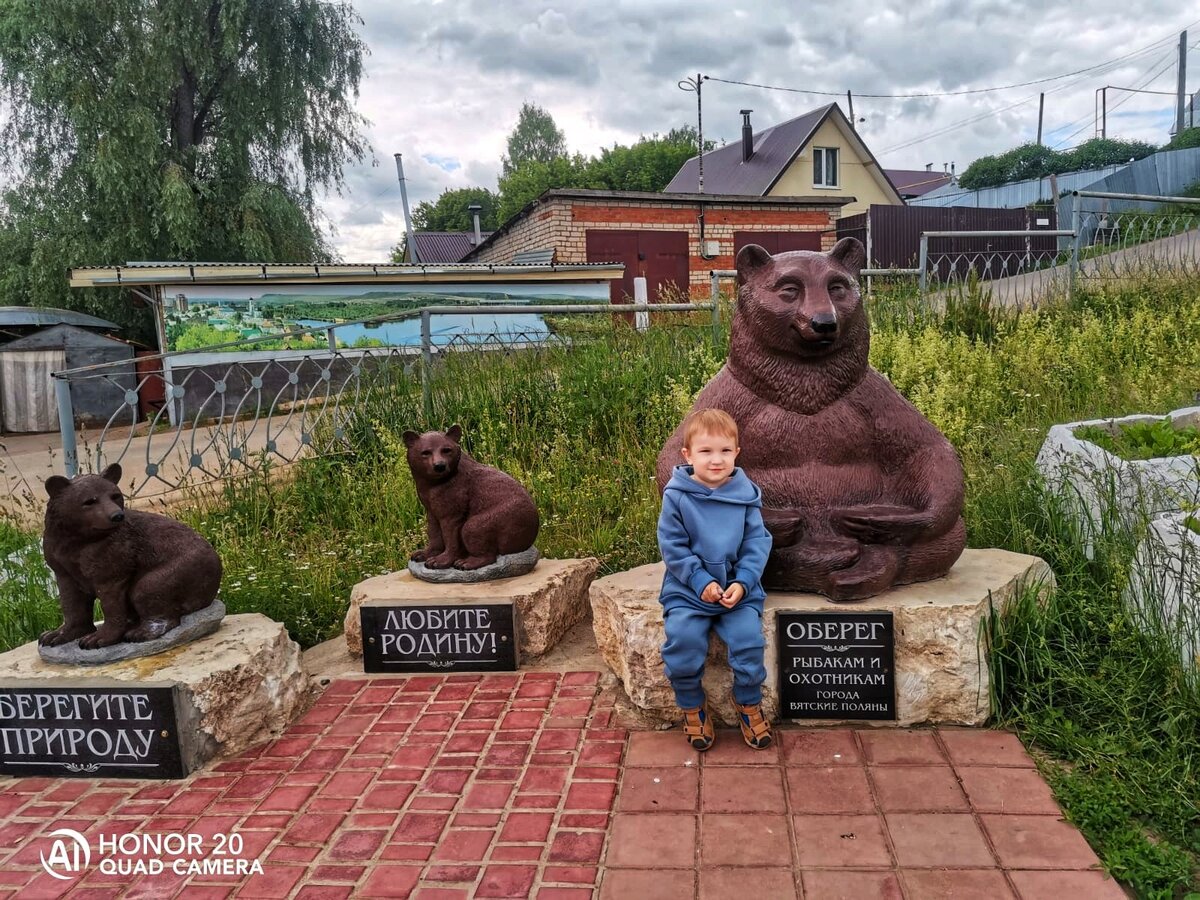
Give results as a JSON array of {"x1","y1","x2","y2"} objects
[{"x1": 658, "y1": 238, "x2": 965, "y2": 601}]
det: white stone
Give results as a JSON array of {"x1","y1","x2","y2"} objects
[
  {"x1": 589, "y1": 549, "x2": 1054, "y2": 727},
  {"x1": 1125, "y1": 512, "x2": 1200, "y2": 668},
  {"x1": 0, "y1": 614, "x2": 307, "y2": 772},
  {"x1": 1036, "y1": 406, "x2": 1200, "y2": 555},
  {"x1": 345, "y1": 558, "x2": 599, "y2": 661}
]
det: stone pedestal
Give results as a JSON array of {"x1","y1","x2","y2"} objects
[
  {"x1": 1125, "y1": 512, "x2": 1200, "y2": 669},
  {"x1": 0, "y1": 614, "x2": 307, "y2": 777},
  {"x1": 590, "y1": 549, "x2": 1053, "y2": 727},
  {"x1": 345, "y1": 558, "x2": 600, "y2": 662}
]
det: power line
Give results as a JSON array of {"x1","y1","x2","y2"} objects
[
  {"x1": 878, "y1": 37, "x2": 1188, "y2": 156},
  {"x1": 1050, "y1": 40, "x2": 1197, "y2": 148},
  {"x1": 878, "y1": 51, "x2": 1147, "y2": 154},
  {"x1": 705, "y1": 23, "x2": 1197, "y2": 101}
]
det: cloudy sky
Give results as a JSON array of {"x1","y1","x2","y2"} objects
[{"x1": 323, "y1": 1, "x2": 1199, "y2": 261}]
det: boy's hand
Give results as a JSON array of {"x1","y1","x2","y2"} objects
[
  {"x1": 720, "y1": 583, "x2": 745, "y2": 608},
  {"x1": 700, "y1": 582, "x2": 723, "y2": 604}
]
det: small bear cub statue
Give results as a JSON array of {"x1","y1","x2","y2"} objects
[
  {"x1": 403, "y1": 425, "x2": 539, "y2": 570},
  {"x1": 39, "y1": 464, "x2": 223, "y2": 649}
]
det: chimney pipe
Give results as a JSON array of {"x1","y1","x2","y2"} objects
[
  {"x1": 740, "y1": 109, "x2": 754, "y2": 163},
  {"x1": 925, "y1": 162, "x2": 933, "y2": 172},
  {"x1": 467, "y1": 203, "x2": 483, "y2": 246},
  {"x1": 951, "y1": 162, "x2": 956, "y2": 177}
]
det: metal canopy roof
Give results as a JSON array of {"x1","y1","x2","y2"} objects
[
  {"x1": 0, "y1": 306, "x2": 119, "y2": 329},
  {"x1": 69, "y1": 261, "x2": 624, "y2": 289}
]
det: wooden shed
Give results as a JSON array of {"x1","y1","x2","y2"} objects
[{"x1": 0, "y1": 324, "x2": 135, "y2": 433}]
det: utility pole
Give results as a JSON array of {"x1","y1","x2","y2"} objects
[
  {"x1": 1176, "y1": 30, "x2": 1188, "y2": 136},
  {"x1": 1037, "y1": 93, "x2": 1045, "y2": 145},
  {"x1": 394, "y1": 153, "x2": 419, "y2": 264},
  {"x1": 847, "y1": 90, "x2": 856, "y2": 131}
]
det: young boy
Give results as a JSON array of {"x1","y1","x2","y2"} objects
[{"x1": 658, "y1": 408, "x2": 773, "y2": 750}]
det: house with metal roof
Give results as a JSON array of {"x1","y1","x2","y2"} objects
[
  {"x1": 412, "y1": 231, "x2": 494, "y2": 263},
  {"x1": 664, "y1": 104, "x2": 903, "y2": 218},
  {"x1": 0, "y1": 306, "x2": 120, "y2": 345},
  {"x1": 884, "y1": 167, "x2": 955, "y2": 200}
]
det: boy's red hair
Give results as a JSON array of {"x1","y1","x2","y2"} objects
[{"x1": 682, "y1": 408, "x2": 739, "y2": 448}]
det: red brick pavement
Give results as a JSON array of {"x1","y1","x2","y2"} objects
[{"x1": 0, "y1": 673, "x2": 1124, "y2": 899}]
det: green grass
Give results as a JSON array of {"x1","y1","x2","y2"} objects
[
  {"x1": 1075, "y1": 418, "x2": 1200, "y2": 461},
  {"x1": 2, "y1": 278, "x2": 1199, "y2": 894}
]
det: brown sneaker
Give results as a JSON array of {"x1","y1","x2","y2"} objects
[
  {"x1": 681, "y1": 703, "x2": 715, "y2": 751},
  {"x1": 734, "y1": 699, "x2": 772, "y2": 749}
]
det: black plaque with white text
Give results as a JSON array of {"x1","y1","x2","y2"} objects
[
  {"x1": 778, "y1": 611, "x2": 896, "y2": 720},
  {"x1": 361, "y1": 603, "x2": 519, "y2": 673},
  {"x1": 0, "y1": 686, "x2": 185, "y2": 778}
]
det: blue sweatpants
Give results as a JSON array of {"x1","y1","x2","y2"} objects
[{"x1": 661, "y1": 605, "x2": 766, "y2": 709}]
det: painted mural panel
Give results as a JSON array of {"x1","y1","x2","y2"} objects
[{"x1": 161, "y1": 280, "x2": 610, "y2": 352}]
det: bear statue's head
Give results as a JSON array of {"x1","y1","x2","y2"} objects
[
  {"x1": 402, "y1": 425, "x2": 464, "y2": 483},
  {"x1": 734, "y1": 237, "x2": 867, "y2": 359},
  {"x1": 44, "y1": 464, "x2": 127, "y2": 534}
]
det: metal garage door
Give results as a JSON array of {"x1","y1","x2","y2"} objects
[{"x1": 585, "y1": 230, "x2": 690, "y2": 304}]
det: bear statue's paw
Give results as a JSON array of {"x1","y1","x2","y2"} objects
[
  {"x1": 78, "y1": 626, "x2": 126, "y2": 650},
  {"x1": 124, "y1": 618, "x2": 178, "y2": 642},
  {"x1": 38, "y1": 624, "x2": 95, "y2": 647},
  {"x1": 831, "y1": 505, "x2": 936, "y2": 544},
  {"x1": 454, "y1": 555, "x2": 498, "y2": 570}
]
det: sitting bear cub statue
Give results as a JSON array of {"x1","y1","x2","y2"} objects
[
  {"x1": 404, "y1": 425, "x2": 539, "y2": 571},
  {"x1": 40, "y1": 464, "x2": 223, "y2": 648},
  {"x1": 658, "y1": 238, "x2": 965, "y2": 601}
]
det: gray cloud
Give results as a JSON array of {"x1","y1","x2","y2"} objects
[{"x1": 321, "y1": 0, "x2": 1198, "y2": 260}]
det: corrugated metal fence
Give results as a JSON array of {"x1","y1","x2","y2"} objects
[
  {"x1": 910, "y1": 166, "x2": 1125, "y2": 209},
  {"x1": 1055, "y1": 147, "x2": 1200, "y2": 227},
  {"x1": 838, "y1": 205, "x2": 1060, "y2": 273}
]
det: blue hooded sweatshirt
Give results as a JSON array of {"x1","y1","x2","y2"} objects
[{"x1": 657, "y1": 464, "x2": 773, "y2": 615}]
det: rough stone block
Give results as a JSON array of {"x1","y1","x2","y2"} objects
[
  {"x1": 345, "y1": 558, "x2": 599, "y2": 661},
  {"x1": 589, "y1": 549, "x2": 1053, "y2": 727},
  {"x1": 1125, "y1": 512, "x2": 1200, "y2": 668},
  {"x1": 0, "y1": 614, "x2": 307, "y2": 773},
  {"x1": 1036, "y1": 406, "x2": 1200, "y2": 555}
]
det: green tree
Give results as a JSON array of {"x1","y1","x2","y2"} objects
[
  {"x1": 172, "y1": 323, "x2": 231, "y2": 351},
  {"x1": 959, "y1": 138, "x2": 1158, "y2": 191},
  {"x1": 390, "y1": 186, "x2": 500, "y2": 263},
  {"x1": 0, "y1": 0, "x2": 369, "y2": 343},
  {"x1": 1166, "y1": 127, "x2": 1200, "y2": 150},
  {"x1": 501, "y1": 103, "x2": 566, "y2": 176},
  {"x1": 588, "y1": 128, "x2": 707, "y2": 192},
  {"x1": 493, "y1": 126, "x2": 711, "y2": 224},
  {"x1": 496, "y1": 154, "x2": 598, "y2": 223},
  {"x1": 1066, "y1": 137, "x2": 1156, "y2": 171},
  {"x1": 413, "y1": 187, "x2": 501, "y2": 232}
]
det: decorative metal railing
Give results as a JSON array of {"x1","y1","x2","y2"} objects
[
  {"x1": 51, "y1": 293, "x2": 722, "y2": 497},
  {"x1": 914, "y1": 189, "x2": 1200, "y2": 308}
]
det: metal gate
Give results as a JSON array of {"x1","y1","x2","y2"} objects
[{"x1": 585, "y1": 230, "x2": 689, "y2": 303}]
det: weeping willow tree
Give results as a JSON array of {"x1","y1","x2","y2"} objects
[{"x1": 0, "y1": 0, "x2": 369, "y2": 340}]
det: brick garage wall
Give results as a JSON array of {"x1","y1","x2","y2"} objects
[
  {"x1": 470, "y1": 200, "x2": 575, "y2": 267},
  {"x1": 471, "y1": 196, "x2": 844, "y2": 296}
]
